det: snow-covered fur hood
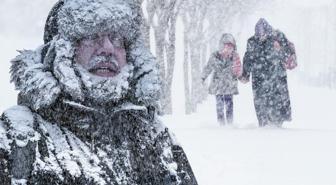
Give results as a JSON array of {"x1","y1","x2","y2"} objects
[
  {"x1": 10, "y1": 0, "x2": 161, "y2": 111},
  {"x1": 57, "y1": 0, "x2": 141, "y2": 42}
]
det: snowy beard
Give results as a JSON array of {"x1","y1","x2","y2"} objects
[
  {"x1": 50, "y1": 37, "x2": 133, "y2": 105},
  {"x1": 75, "y1": 63, "x2": 134, "y2": 104},
  {"x1": 87, "y1": 55, "x2": 120, "y2": 75}
]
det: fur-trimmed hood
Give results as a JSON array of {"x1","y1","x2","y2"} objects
[{"x1": 10, "y1": 0, "x2": 161, "y2": 112}]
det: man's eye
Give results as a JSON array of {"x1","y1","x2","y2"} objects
[{"x1": 111, "y1": 37, "x2": 124, "y2": 48}]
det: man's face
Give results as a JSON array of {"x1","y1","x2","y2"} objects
[
  {"x1": 256, "y1": 28, "x2": 267, "y2": 41},
  {"x1": 75, "y1": 33, "x2": 127, "y2": 78}
]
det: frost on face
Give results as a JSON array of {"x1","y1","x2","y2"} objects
[{"x1": 76, "y1": 63, "x2": 134, "y2": 103}]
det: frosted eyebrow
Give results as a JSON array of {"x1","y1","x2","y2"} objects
[{"x1": 81, "y1": 34, "x2": 100, "y2": 41}]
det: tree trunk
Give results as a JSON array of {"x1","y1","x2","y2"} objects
[
  {"x1": 154, "y1": 27, "x2": 167, "y2": 113},
  {"x1": 183, "y1": 17, "x2": 192, "y2": 114},
  {"x1": 162, "y1": 16, "x2": 178, "y2": 114},
  {"x1": 190, "y1": 43, "x2": 201, "y2": 113}
]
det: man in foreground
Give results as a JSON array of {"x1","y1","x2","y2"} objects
[{"x1": 0, "y1": 0, "x2": 197, "y2": 184}]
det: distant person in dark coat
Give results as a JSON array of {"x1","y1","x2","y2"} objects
[{"x1": 240, "y1": 18, "x2": 297, "y2": 127}]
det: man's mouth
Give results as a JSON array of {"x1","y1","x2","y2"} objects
[{"x1": 89, "y1": 63, "x2": 119, "y2": 77}]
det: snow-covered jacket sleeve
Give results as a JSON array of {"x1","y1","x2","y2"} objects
[
  {"x1": 0, "y1": 106, "x2": 40, "y2": 184},
  {"x1": 201, "y1": 53, "x2": 216, "y2": 81},
  {"x1": 241, "y1": 38, "x2": 255, "y2": 81}
]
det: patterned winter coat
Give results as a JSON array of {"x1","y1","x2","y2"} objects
[
  {"x1": 202, "y1": 51, "x2": 241, "y2": 95},
  {"x1": 202, "y1": 33, "x2": 241, "y2": 95}
]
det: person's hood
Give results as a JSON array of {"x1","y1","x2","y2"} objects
[
  {"x1": 10, "y1": 0, "x2": 161, "y2": 112},
  {"x1": 218, "y1": 33, "x2": 237, "y2": 51},
  {"x1": 255, "y1": 18, "x2": 273, "y2": 38}
]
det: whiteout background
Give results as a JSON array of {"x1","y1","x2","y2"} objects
[{"x1": 1, "y1": 0, "x2": 336, "y2": 185}]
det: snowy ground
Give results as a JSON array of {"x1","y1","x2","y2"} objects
[{"x1": 162, "y1": 77, "x2": 336, "y2": 185}]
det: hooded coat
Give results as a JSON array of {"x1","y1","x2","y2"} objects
[
  {"x1": 241, "y1": 18, "x2": 296, "y2": 125},
  {"x1": 202, "y1": 33, "x2": 242, "y2": 95},
  {"x1": 0, "y1": 0, "x2": 197, "y2": 184}
]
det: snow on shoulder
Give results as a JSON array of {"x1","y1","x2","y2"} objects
[{"x1": 2, "y1": 106, "x2": 40, "y2": 148}]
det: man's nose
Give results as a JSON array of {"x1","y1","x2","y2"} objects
[{"x1": 97, "y1": 35, "x2": 114, "y2": 56}]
